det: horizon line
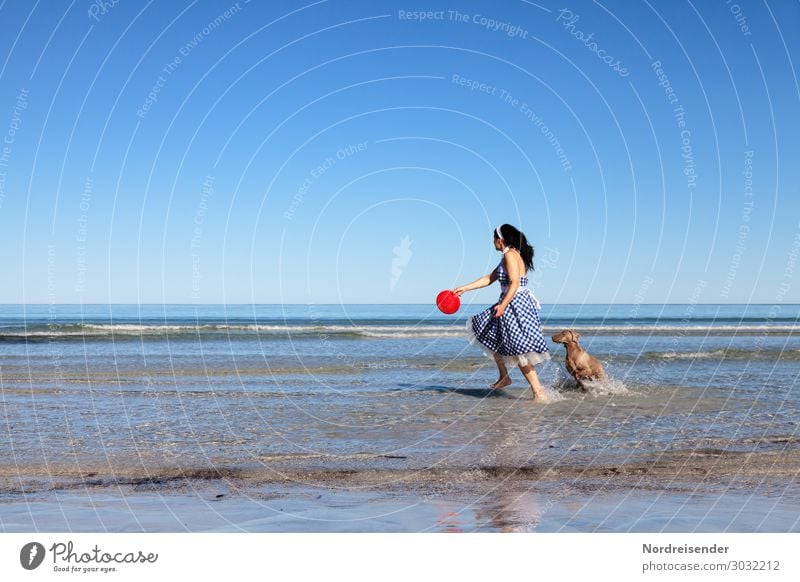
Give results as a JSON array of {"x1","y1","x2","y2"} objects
[{"x1": 1, "y1": 302, "x2": 797, "y2": 307}]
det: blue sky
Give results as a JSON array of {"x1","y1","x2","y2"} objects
[{"x1": 0, "y1": 0, "x2": 798, "y2": 304}]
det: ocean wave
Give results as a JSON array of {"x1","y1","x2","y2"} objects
[
  {"x1": 0, "y1": 323, "x2": 470, "y2": 342},
  {"x1": 0, "y1": 322, "x2": 797, "y2": 342},
  {"x1": 645, "y1": 348, "x2": 800, "y2": 361}
]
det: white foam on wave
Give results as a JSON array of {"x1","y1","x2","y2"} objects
[
  {"x1": 656, "y1": 349, "x2": 734, "y2": 360},
  {"x1": 6, "y1": 322, "x2": 797, "y2": 339},
  {"x1": 551, "y1": 325, "x2": 798, "y2": 335},
  {"x1": 644, "y1": 348, "x2": 798, "y2": 360},
  {"x1": 360, "y1": 330, "x2": 465, "y2": 338},
  {"x1": 80, "y1": 323, "x2": 462, "y2": 335}
]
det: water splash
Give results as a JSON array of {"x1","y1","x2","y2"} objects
[
  {"x1": 540, "y1": 383, "x2": 566, "y2": 403},
  {"x1": 580, "y1": 377, "x2": 631, "y2": 396}
]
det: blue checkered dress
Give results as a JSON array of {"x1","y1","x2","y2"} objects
[{"x1": 466, "y1": 256, "x2": 551, "y2": 367}]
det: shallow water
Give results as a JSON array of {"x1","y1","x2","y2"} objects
[{"x1": 1, "y1": 304, "x2": 799, "y2": 531}]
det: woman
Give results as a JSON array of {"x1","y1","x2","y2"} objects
[{"x1": 454, "y1": 224, "x2": 551, "y2": 400}]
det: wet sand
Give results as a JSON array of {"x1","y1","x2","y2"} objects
[{"x1": 2, "y1": 445, "x2": 799, "y2": 532}]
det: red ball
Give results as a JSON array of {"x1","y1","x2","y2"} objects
[{"x1": 436, "y1": 290, "x2": 461, "y2": 314}]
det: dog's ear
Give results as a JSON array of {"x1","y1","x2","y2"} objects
[{"x1": 571, "y1": 330, "x2": 581, "y2": 342}]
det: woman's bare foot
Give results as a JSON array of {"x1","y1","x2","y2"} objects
[
  {"x1": 518, "y1": 363, "x2": 551, "y2": 402},
  {"x1": 490, "y1": 376, "x2": 512, "y2": 390},
  {"x1": 531, "y1": 387, "x2": 551, "y2": 402}
]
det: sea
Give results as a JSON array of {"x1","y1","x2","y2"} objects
[{"x1": 1, "y1": 303, "x2": 799, "y2": 532}]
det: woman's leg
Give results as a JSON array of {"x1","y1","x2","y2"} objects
[
  {"x1": 490, "y1": 353, "x2": 512, "y2": 389},
  {"x1": 519, "y1": 362, "x2": 548, "y2": 401}
]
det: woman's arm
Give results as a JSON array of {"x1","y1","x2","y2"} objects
[
  {"x1": 454, "y1": 268, "x2": 498, "y2": 295},
  {"x1": 494, "y1": 251, "x2": 520, "y2": 316}
]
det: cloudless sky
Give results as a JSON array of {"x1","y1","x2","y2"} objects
[{"x1": 1, "y1": 0, "x2": 798, "y2": 305}]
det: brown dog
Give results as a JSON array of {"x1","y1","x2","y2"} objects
[{"x1": 551, "y1": 330, "x2": 606, "y2": 390}]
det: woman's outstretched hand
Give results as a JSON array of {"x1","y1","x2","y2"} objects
[{"x1": 453, "y1": 287, "x2": 466, "y2": 296}]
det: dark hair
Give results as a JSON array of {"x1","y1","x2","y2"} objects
[{"x1": 494, "y1": 224, "x2": 535, "y2": 271}]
